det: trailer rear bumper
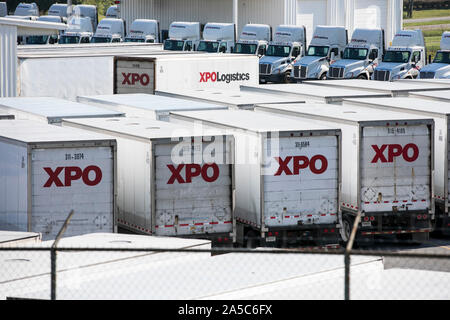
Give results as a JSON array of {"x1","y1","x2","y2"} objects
[{"x1": 360, "y1": 228, "x2": 432, "y2": 236}]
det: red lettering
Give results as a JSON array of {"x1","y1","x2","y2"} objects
[
  {"x1": 201, "y1": 163, "x2": 219, "y2": 182},
  {"x1": 64, "y1": 166, "x2": 82, "y2": 187},
  {"x1": 371, "y1": 143, "x2": 420, "y2": 163},
  {"x1": 167, "y1": 163, "x2": 220, "y2": 184},
  {"x1": 43, "y1": 166, "x2": 103, "y2": 187},
  {"x1": 140, "y1": 74, "x2": 150, "y2": 86},
  {"x1": 167, "y1": 164, "x2": 185, "y2": 184},
  {"x1": 82, "y1": 166, "x2": 103, "y2": 186},
  {"x1": 43, "y1": 167, "x2": 64, "y2": 187},
  {"x1": 310, "y1": 155, "x2": 328, "y2": 174},
  {"x1": 122, "y1": 72, "x2": 131, "y2": 85},
  {"x1": 274, "y1": 155, "x2": 328, "y2": 175}
]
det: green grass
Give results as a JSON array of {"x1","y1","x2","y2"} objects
[
  {"x1": 403, "y1": 8, "x2": 450, "y2": 19},
  {"x1": 404, "y1": 19, "x2": 450, "y2": 27}
]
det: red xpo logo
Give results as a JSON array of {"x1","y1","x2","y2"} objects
[
  {"x1": 121, "y1": 72, "x2": 150, "y2": 86},
  {"x1": 371, "y1": 143, "x2": 419, "y2": 163},
  {"x1": 167, "y1": 163, "x2": 219, "y2": 184},
  {"x1": 43, "y1": 166, "x2": 103, "y2": 187},
  {"x1": 274, "y1": 155, "x2": 328, "y2": 176}
]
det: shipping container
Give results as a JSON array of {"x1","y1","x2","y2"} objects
[
  {"x1": 169, "y1": 109, "x2": 341, "y2": 247},
  {"x1": 254, "y1": 103, "x2": 434, "y2": 244},
  {"x1": 113, "y1": 53, "x2": 258, "y2": 94},
  {"x1": 343, "y1": 96, "x2": 450, "y2": 235},
  {"x1": 155, "y1": 88, "x2": 306, "y2": 110},
  {"x1": 302, "y1": 79, "x2": 450, "y2": 97},
  {"x1": 240, "y1": 83, "x2": 391, "y2": 103},
  {"x1": 0, "y1": 97, "x2": 124, "y2": 124},
  {"x1": 76, "y1": 93, "x2": 228, "y2": 121},
  {"x1": 61, "y1": 117, "x2": 236, "y2": 244},
  {"x1": 0, "y1": 120, "x2": 117, "y2": 240}
]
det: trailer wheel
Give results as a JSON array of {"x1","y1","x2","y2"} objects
[
  {"x1": 340, "y1": 215, "x2": 353, "y2": 244},
  {"x1": 244, "y1": 230, "x2": 260, "y2": 249}
]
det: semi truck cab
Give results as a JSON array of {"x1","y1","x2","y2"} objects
[
  {"x1": 373, "y1": 30, "x2": 425, "y2": 81},
  {"x1": 90, "y1": 18, "x2": 125, "y2": 43},
  {"x1": 125, "y1": 19, "x2": 160, "y2": 43},
  {"x1": 327, "y1": 28, "x2": 385, "y2": 80},
  {"x1": 419, "y1": 31, "x2": 450, "y2": 79},
  {"x1": 292, "y1": 26, "x2": 347, "y2": 81},
  {"x1": 197, "y1": 22, "x2": 235, "y2": 53},
  {"x1": 59, "y1": 16, "x2": 94, "y2": 44},
  {"x1": 233, "y1": 24, "x2": 271, "y2": 57},
  {"x1": 259, "y1": 25, "x2": 306, "y2": 83},
  {"x1": 23, "y1": 15, "x2": 63, "y2": 45},
  {"x1": 163, "y1": 21, "x2": 201, "y2": 51}
]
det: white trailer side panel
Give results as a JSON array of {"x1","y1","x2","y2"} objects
[
  {"x1": 18, "y1": 56, "x2": 114, "y2": 100},
  {"x1": 31, "y1": 146, "x2": 114, "y2": 240},
  {"x1": 360, "y1": 125, "x2": 431, "y2": 212},
  {"x1": 0, "y1": 141, "x2": 28, "y2": 231},
  {"x1": 263, "y1": 134, "x2": 338, "y2": 227}
]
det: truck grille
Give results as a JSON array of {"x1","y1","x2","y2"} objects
[
  {"x1": 294, "y1": 65, "x2": 308, "y2": 79},
  {"x1": 420, "y1": 71, "x2": 435, "y2": 79},
  {"x1": 374, "y1": 70, "x2": 390, "y2": 81},
  {"x1": 259, "y1": 64, "x2": 272, "y2": 75},
  {"x1": 329, "y1": 67, "x2": 344, "y2": 78}
]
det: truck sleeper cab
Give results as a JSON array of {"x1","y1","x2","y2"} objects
[
  {"x1": 124, "y1": 19, "x2": 160, "y2": 43},
  {"x1": 327, "y1": 28, "x2": 385, "y2": 80},
  {"x1": 419, "y1": 31, "x2": 450, "y2": 79},
  {"x1": 163, "y1": 21, "x2": 200, "y2": 51},
  {"x1": 197, "y1": 22, "x2": 236, "y2": 53},
  {"x1": 233, "y1": 24, "x2": 271, "y2": 57},
  {"x1": 259, "y1": 25, "x2": 307, "y2": 84},
  {"x1": 293, "y1": 26, "x2": 348, "y2": 81},
  {"x1": 373, "y1": 30, "x2": 425, "y2": 81}
]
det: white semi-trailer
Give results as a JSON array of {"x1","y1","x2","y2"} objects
[
  {"x1": 254, "y1": 103, "x2": 434, "y2": 244},
  {"x1": 170, "y1": 109, "x2": 342, "y2": 247},
  {"x1": 0, "y1": 120, "x2": 117, "y2": 240},
  {"x1": 62, "y1": 116, "x2": 236, "y2": 245}
]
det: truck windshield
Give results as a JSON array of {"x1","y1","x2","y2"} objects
[
  {"x1": 125, "y1": 38, "x2": 144, "y2": 42},
  {"x1": 25, "y1": 35, "x2": 49, "y2": 45},
  {"x1": 197, "y1": 41, "x2": 219, "y2": 53},
  {"x1": 59, "y1": 35, "x2": 80, "y2": 44},
  {"x1": 433, "y1": 51, "x2": 450, "y2": 64},
  {"x1": 343, "y1": 48, "x2": 368, "y2": 60},
  {"x1": 234, "y1": 43, "x2": 257, "y2": 54},
  {"x1": 307, "y1": 46, "x2": 329, "y2": 57},
  {"x1": 163, "y1": 40, "x2": 185, "y2": 50},
  {"x1": 265, "y1": 45, "x2": 291, "y2": 57},
  {"x1": 90, "y1": 36, "x2": 111, "y2": 43},
  {"x1": 382, "y1": 50, "x2": 411, "y2": 63}
]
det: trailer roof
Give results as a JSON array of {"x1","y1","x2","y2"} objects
[
  {"x1": 255, "y1": 102, "x2": 434, "y2": 125},
  {"x1": 155, "y1": 89, "x2": 305, "y2": 107},
  {"x1": 77, "y1": 93, "x2": 228, "y2": 113},
  {"x1": 409, "y1": 90, "x2": 450, "y2": 102},
  {"x1": 241, "y1": 83, "x2": 391, "y2": 102},
  {"x1": 0, "y1": 120, "x2": 114, "y2": 144},
  {"x1": 0, "y1": 97, "x2": 124, "y2": 121},
  {"x1": 62, "y1": 116, "x2": 226, "y2": 140},
  {"x1": 302, "y1": 79, "x2": 450, "y2": 94},
  {"x1": 344, "y1": 97, "x2": 450, "y2": 116},
  {"x1": 169, "y1": 109, "x2": 338, "y2": 133}
]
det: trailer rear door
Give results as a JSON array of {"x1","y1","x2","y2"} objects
[
  {"x1": 154, "y1": 138, "x2": 233, "y2": 236},
  {"x1": 263, "y1": 133, "x2": 339, "y2": 227},
  {"x1": 31, "y1": 146, "x2": 115, "y2": 240},
  {"x1": 361, "y1": 124, "x2": 431, "y2": 212}
]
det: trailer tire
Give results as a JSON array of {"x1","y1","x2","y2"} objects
[
  {"x1": 340, "y1": 215, "x2": 353, "y2": 244},
  {"x1": 244, "y1": 230, "x2": 260, "y2": 249}
]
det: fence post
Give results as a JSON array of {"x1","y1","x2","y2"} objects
[
  {"x1": 50, "y1": 210, "x2": 75, "y2": 300},
  {"x1": 344, "y1": 212, "x2": 361, "y2": 300}
]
